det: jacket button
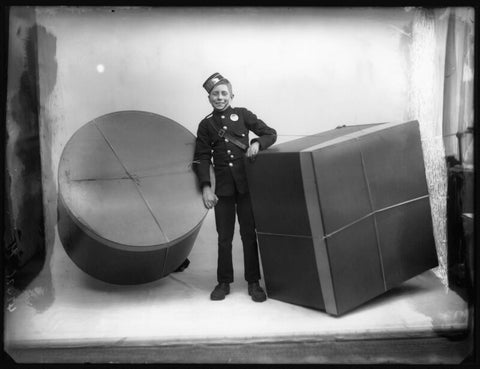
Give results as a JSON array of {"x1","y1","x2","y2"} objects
[
  {"x1": 221, "y1": 115, "x2": 225, "y2": 119},
  {"x1": 230, "y1": 155, "x2": 234, "y2": 158},
  {"x1": 227, "y1": 150, "x2": 231, "y2": 154},
  {"x1": 229, "y1": 162, "x2": 233, "y2": 167},
  {"x1": 223, "y1": 126, "x2": 227, "y2": 130},
  {"x1": 225, "y1": 139, "x2": 229, "y2": 143}
]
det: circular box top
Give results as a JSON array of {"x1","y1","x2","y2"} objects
[{"x1": 58, "y1": 111, "x2": 206, "y2": 250}]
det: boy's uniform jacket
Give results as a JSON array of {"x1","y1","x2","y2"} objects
[{"x1": 194, "y1": 106, "x2": 277, "y2": 196}]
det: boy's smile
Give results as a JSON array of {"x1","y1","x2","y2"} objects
[{"x1": 208, "y1": 84, "x2": 233, "y2": 111}]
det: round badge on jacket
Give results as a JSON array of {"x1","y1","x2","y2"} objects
[{"x1": 230, "y1": 114, "x2": 239, "y2": 122}]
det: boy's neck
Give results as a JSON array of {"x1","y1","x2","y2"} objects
[{"x1": 213, "y1": 105, "x2": 231, "y2": 113}]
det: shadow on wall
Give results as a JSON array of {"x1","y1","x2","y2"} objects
[{"x1": 5, "y1": 9, "x2": 57, "y2": 313}]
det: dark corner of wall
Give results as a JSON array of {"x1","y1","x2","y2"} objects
[{"x1": 4, "y1": 6, "x2": 46, "y2": 291}]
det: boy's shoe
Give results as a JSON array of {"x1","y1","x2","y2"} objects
[
  {"x1": 210, "y1": 283, "x2": 230, "y2": 300},
  {"x1": 248, "y1": 282, "x2": 267, "y2": 302}
]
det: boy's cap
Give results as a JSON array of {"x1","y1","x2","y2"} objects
[{"x1": 203, "y1": 72, "x2": 227, "y2": 93}]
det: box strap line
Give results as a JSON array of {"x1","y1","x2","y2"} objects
[
  {"x1": 357, "y1": 140, "x2": 387, "y2": 291},
  {"x1": 256, "y1": 195, "x2": 430, "y2": 241}
]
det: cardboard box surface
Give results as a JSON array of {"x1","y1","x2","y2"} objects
[{"x1": 246, "y1": 121, "x2": 438, "y2": 315}]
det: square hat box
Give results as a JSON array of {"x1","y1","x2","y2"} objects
[{"x1": 245, "y1": 121, "x2": 438, "y2": 316}]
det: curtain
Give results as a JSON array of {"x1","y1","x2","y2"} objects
[
  {"x1": 442, "y1": 8, "x2": 475, "y2": 165},
  {"x1": 405, "y1": 8, "x2": 450, "y2": 287},
  {"x1": 406, "y1": 7, "x2": 474, "y2": 288}
]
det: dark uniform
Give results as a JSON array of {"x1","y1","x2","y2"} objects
[{"x1": 194, "y1": 105, "x2": 277, "y2": 284}]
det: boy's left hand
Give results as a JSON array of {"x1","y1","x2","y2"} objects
[{"x1": 246, "y1": 142, "x2": 260, "y2": 160}]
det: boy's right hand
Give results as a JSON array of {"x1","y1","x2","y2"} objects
[{"x1": 202, "y1": 186, "x2": 218, "y2": 209}]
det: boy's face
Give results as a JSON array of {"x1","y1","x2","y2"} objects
[{"x1": 208, "y1": 83, "x2": 233, "y2": 111}]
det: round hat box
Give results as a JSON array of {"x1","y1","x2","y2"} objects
[{"x1": 57, "y1": 111, "x2": 207, "y2": 284}]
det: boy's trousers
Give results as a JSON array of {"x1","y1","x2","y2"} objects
[{"x1": 214, "y1": 191, "x2": 261, "y2": 283}]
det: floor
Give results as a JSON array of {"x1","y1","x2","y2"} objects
[{"x1": 4, "y1": 211, "x2": 472, "y2": 364}]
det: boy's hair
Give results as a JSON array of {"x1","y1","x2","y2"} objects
[{"x1": 211, "y1": 79, "x2": 233, "y2": 95}]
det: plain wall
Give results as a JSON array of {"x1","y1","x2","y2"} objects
[
  {"x1": 29, "y1": 6, "x2": 420, "y2": 270},
  {"x1": 35, "y1": 7, "x2": 413, "y2": 152}
]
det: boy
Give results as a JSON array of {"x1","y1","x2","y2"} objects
[{"x1": 193, "y1": 73, "x2": 277, "y2": 302}]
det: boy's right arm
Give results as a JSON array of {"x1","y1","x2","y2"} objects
[
  {"x1": 193, "y1": 121, "x2": 218, "y2": 209},
  {"x1": 202, "y1": 185, "x2": 218, "y2": 209}
]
